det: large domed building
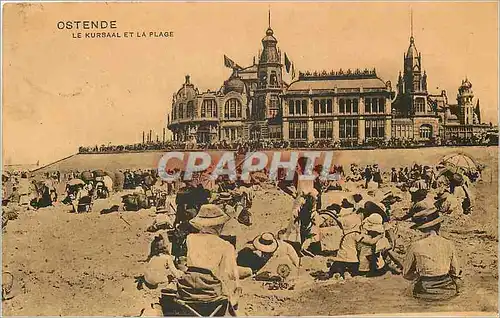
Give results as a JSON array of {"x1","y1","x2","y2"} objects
[{"x1": 167, "y1": 15, "x2": 490, "y2": 145}]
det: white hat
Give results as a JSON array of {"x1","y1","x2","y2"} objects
[
  {"x1": 253, "y1": 232, "x2": 278, "y2": 254},
  {"x1": 362, "y1": 213, "x2": 384, "y2": 234},
  {"x1": 189, "y1": 204, "x2": 230, "y2": 230}
]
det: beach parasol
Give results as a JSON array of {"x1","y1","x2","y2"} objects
[{"x1": 440, "y1": 153, "x2": 479, "y2": 174}]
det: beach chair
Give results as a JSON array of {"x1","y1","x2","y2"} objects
[{"x1": 160, "y1": 289, "x2": 235, "y2": 317}]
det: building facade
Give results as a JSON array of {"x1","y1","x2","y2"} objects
[
  {"x1": 282, "y1": 70, "x2": 394, "y2": 144},
  {"x1": 167, "y1": 20, "x2": 490, "y2": 144}
]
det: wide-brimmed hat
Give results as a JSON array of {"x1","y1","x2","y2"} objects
[
  {"x1": 189, "y1": 204, "x2": 230, "y2": 230},
  {"x1": 216, "y1": 192, "x2": 233, "y2": 201},
  {"x1": 253, "y1": 232, "x2": 278, "y2": 254},
  {"x1": 411, "y1": 207, "x2": 443, "y2": 230},
  {"x1": 339, "y1": 212, "x2": 361, "y2": 232},
  {"x1": 362, "y1": 213, "x2": 384, "y2": 233}
]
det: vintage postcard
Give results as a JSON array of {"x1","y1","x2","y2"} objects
[{"x1": 1, "y1": 1, "x2": 498, "y2": 317}]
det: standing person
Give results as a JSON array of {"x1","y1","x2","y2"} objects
[
  {"x1": 390, "y1": 168, "x2": 398, "y2": 183},
  {"x1": 326, "y1": 202, "x2": 362, "y2": 279},
  {"x1": 364, "y1": 165, "x2": 373, "y2": 189},
  {"x1": 403, "y1": 207, "x2": 462, "y2": 300},
  {"x1": 286, "y1": 186, "x2": 322, "y2": 256},
  {"x1": 313, "y1": 165, "x2": 327, "y2": 210},
  {"x1": 449, "y1": 173, "x2": 474, "y2": 215},
  {"x1": 372, "y1": 164, "x2": 382, "y2": 188}
]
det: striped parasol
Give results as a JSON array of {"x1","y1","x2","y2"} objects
[{"x1": 440, "y1": 153, "x2": 479, "y2": 174}]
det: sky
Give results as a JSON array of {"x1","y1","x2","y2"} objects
[{"x1": 2, "y1": 1, "x2": 498, "y2": 165}]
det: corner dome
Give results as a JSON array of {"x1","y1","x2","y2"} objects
[
  {"x1": 223, "y1": 75, "x2": 245, "y2": 94},
  {"x1": 176, "y1": 75, "x2": 197, "y2": 100}
]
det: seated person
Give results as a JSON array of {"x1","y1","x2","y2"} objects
[
  {"x1": 142, "y1": 234, "x2": 184, "y2": 289},
  {"x1": 176, "y1": 204, "x2": 241, "y2": 311},
  {"x1": 237, "y1": 232, "x2": 300, "y2": 282}
]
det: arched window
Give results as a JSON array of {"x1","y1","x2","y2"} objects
[
  {"x1": 202, "y1": 99, "x2": 216, "y2": 118},
  {"x1": 419, "y1": 124, "x2": 432, "y2": 139},
  {"x1": 178, "y1": 103, "x2": 184, "y2": 119},
  {"x1": 224, "y1": 98, "x2": 242, "y2": 119},
  {"x1": 186, "y1": 101, "x2": 195, "y2": 119}
]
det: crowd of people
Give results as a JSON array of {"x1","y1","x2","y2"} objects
[
  {"x1": 78, "y1": 134, "x2": 494, "y2": 155},
  {"x1": 1, "y1": 153, "x2": 481, "y2": 316}
]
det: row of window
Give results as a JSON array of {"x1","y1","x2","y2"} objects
[
  {"x1": 313, "y1": 99, "x2": 333, "y2": 115},
  {"x1": 288, "y1": 119, "x2": 387, "y2": 140},
  {"x1": 392, "y1": 125, "x2": 414, "y2": 138},
  {"x1": 365, "y1": 97, "x2": 386, "y2": 114},
  {"x1": 288, "y1": 97, "x2": 386, "y2": 116},
  {"x1": 173, "y1": 98, "x2": 243, "y2": 120},
  {"x1": 365, "y1": 119, "x2": 386, "y2": 138},
  {"x1": 222, "y1": 127, "x2": 242, "y2": 141}
]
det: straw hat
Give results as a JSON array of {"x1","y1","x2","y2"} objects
[
  {"x1": 189, "y1": 204, "x2": 230, "y2": 230},
  {"x1": 362, "y1": 213, "x2": 384, "y2": 234},
  {"x1": 253, "y1": 232, "x2": 278, "y2": 254},
  {"x1": 411, "y1": 207, "x2": 444, "y2": 230},
  {"x1": 339, "y1": 211, "x2": 361, "y2": 232},
  {"x1": 216, "y1": 192, "x2": 232, "y2": 201}
]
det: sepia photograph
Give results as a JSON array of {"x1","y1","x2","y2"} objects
[{"x1": 1, "y1": 1, "x2": 498, "y2": 316}]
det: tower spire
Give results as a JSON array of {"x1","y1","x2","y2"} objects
[
  {"x1": 410, "y1": 8, "x2": 414, "y2": 43},
  {"x1": 268, "y1": 6, "x2": 271, "y2": 28}
]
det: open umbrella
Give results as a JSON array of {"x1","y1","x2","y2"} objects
[
  {"x1": 440, "y1": 153, "x2": 478, "y2": 173},
  {"x1": 67, "y1": 178, "x2": 85, "y2": 186}
]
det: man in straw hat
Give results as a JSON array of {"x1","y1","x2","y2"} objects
[
  {"x1": 176, "y1": 204, "x2": 241, "y2": 314},
  {"x1": 237, "y1": 232, "x2": 300, "y2": 282},
  {"x1": 403, "y1": 207, "x2": 462, "y2": 301}
]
